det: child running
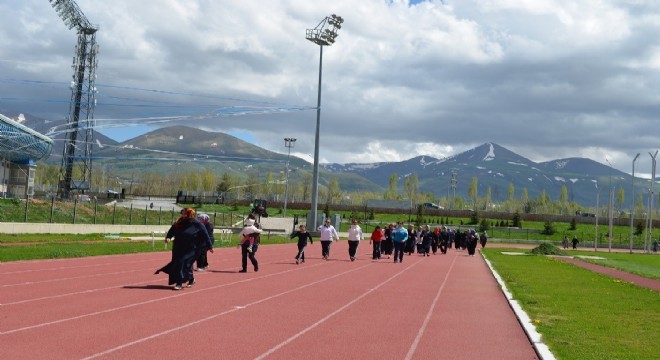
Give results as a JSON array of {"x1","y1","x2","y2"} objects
[{"x1": 290, "y1": 224, "x2": 313, "y2": 264}]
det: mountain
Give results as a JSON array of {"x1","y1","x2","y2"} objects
[
  {"x1": 3, "y1": 112, "x2": 643, "y2": 207},
  {"x1": 323, "y1": 142, "x2": 638, "y2": 207}
]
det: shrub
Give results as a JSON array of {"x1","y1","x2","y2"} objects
[
  {"x1": 469, "y1": 211, "x2": 479, "y2": 225},
  {"x1": 635, "y1": 221, "x2": 644, "y2": 236},
  {"x1": 512, "y1": 211, "x2": 522, "y2": 228},
  {"x1": 479, "y1": 218, "x2": 490, "y2": 232},
  {"x1": 530, "y1": 242, "x2": 567, "y2": 256},
  {"x1": 541, "y1": 220, "x2": 556, "y2": 235},
  {"x1": 569, "y1": 217, "x2": 577, "y2": 230}
]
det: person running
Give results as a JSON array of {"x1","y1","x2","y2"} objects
[
  {"x1": 194, "y1": 213, "x2": 215, "y2": 271},
  {"x1": 347, "y1": 219, "x2": 363, "y2": 261},
  {"x1": 382, "y1": 223, "x2": 395, "y2": 259},
  {"x1": 290, "y1": 224, "x2": 313, "y2": 264},
  {"x1": 479, "y1": 231, "x2": 488, "y2": 248},
  {"x1": 392, "y1": 222, "x2": 408, "y2": 263},
  {"x1": 155, "y1": 208, "x2": 213, "y2": 290},
  {"x1": 370, "y1": 225, "x2": 384, "y2": 260},
  {"x1": 405, "y1": 225, "x2": 417, "y2": 255},
  {"x1": 238, "y1": 215, "x2": 262, "y2": 272},
  {"x1": 318, "y1": 218, "x2": 339, "y2": 260}
]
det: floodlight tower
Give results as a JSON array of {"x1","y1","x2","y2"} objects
[
  {"x1": 306, "y1": 14, "x2": 343, "y2": 229},
  {"x1": 50, "y1": 0, "x2": 99, "y2": 199}
]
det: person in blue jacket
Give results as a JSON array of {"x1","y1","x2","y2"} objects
[{"x1": 392, "y1": 222, "x2": 409, "y2": 263}]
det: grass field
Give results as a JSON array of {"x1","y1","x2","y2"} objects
[{"x1": 483, "y1": 248, "x2": 659, "y2": 359}]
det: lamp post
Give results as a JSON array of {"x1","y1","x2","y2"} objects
[
  {"x1": 605, "y1": 158, "x2": 614, "y2": 252},
  {"x1": 306, "y1": 14, "x2": 343, "y2": 229},
  {"x1": 594, "y1": 181, "x2": 599, "y2": 251},
  {"x1": 283, "y1": 137, "x2": 296, "y2": 216},
  {"x1": 630, "y1": 153, "x2": 640, "y2": 254},
  {"x1": 646, "y1": 150, "x2": 658, "y2": 253}
]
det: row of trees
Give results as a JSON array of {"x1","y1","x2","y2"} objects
[{"x1": 33, "y1": 164, "x2": 656, "y2": 218}]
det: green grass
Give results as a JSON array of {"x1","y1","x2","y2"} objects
[
  {"x1": 570, "y1": 250, "x2": 660, "y2": 280},
  {"x1": 483, "y1": 248, "x2": 660, "y2": 359}
]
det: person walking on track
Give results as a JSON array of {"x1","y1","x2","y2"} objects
[
  {"x1": 155, "y1": 208, "x2": 213, "y2": 290},
  {"x1": 347, "y1": 219, "x2": 363, "y2": 261},
  {"x1": 194, "y1": 213, "x2": 215, "y2": 271},
  {"x1": 370, "y1": 225, "x2": 384, "y2": 260},
  {"x1": 238, "y1": 214, "x2": 262, "y2": 272},
  {"x1": 290, "y1": 224, "x2": 313, "y2": 264},
  {"x1": 318, "y1": 218, "x2": 340, "y2": 260},
  {"x1": 392, "y1": 222, "x2": 408, "y2": 263}
]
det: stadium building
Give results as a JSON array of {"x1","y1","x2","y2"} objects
[{"x1": 0, "y1": 113, "x2": 53, "y2": 198}]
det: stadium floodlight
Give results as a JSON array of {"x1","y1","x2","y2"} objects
[
  {"x1": 49, "y1": 0, "x2": 99, "y2": 199},
  {"x1": 306, "y1": 14, "x2": 343, "y2": 230},
  {"x1": 630, "y1": 153, "x2": 640, "y2": 253}
]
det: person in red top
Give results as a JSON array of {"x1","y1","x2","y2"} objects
[{"x1": 370, "y1": 225, "x2": 384, "y2": 260}]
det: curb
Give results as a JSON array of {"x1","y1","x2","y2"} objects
[{"x1": 481, "y1": 252, "x2": 556, "y2": 360}]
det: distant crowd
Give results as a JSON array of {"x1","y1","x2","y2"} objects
[{"x1": 155, "y1": 210, "x2": 489, "y2": 290}]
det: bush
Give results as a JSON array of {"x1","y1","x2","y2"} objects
[
  {"x1": 635, "y1": 221, "x2": 644, "y2": 236},
  {"x1": 469, "y1": 211, "x2": 479, "y2": 225},
  {"x1": 530, "y1": 242, "x2": 567, "y2": 256},
  {"x1": 512, "y1": 211, "x2": 522, "y2": 228},
  {"x1": 569, "y1": 217, "x2": 577, "y2": 230},
  {"x1": 541, "y1": 220, "x2": 556, "y2": 235},
  {"x1": 479, "y1": 218, "x2": 490, "y2": 232}
]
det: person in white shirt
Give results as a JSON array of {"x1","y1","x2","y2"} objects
[
  {"x1": 317, "y1": 218, "x2": 339, "y2": 260},
  {"x1": 347, "y1": 219, "x2": 363, "y2": 261}
]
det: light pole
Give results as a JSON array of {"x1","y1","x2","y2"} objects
[
  {"x1": 606, "y1": 158, "x2": 614, "y2": 252},
  {"x1": 283, "y1": 137, "x2": 296, "y2": 216},
  {"x1": 306, "y1": 14, "x2": 343, "y2": 229},
  {"x1": 630, "y1": 153, "x2": 640, "y2": 254},
  {"x1": 594, "y1": 181, "x2": 599, "y2": 251},
  {"x1": 646, "y1": 150, "x2": 658, "y2": 253}
]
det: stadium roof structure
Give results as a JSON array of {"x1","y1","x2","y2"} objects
[{"x1": 0, "y1": 113, "x2": 53, "y2": 163}]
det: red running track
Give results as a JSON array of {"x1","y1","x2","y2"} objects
[{"x1": 0, "y1": 242, "x2": 538, "y2": 359}]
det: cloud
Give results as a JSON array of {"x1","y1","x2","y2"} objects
[{"x1": 1, "y1": 0, "x2": 659, "y2": 177}]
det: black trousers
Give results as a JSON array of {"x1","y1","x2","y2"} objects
[
  {"x1": 372, "y1": 242, "x2": 381, "y2": 259},
  {"x1": 348, "y1": 240, "x2": 360, "y2": 258},
  {"x1": 241, "y1": 243, "x2": 259, "y2": 271},
  {"x1": 195, "y1": 249, "x2": 209, "y2": 269},
  {"x1": 321, "y1": 241, "x2": 332, "y2": 258},
  {"x1": 295, "y1": 243, "x2": 307, "y2": 261}
]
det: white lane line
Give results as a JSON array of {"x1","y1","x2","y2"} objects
[
  {"x1": 81, "y1": 262, "x2": 373, "y2": 360},
  {"x1": 404, "y1": 254, "x2": 458, "y2": 360},
  {"x1": 0, "y1": 259, "x2": 326, "y2": 335},
  {"x1": 253, "y1": 257, "x2": 423, "y2": 360},
  {"x1": 0, "y1": 258, "x2": 163, "y2": 276}
]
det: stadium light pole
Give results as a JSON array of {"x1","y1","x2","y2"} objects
[
  {"x1": 606, "y1": 158, "x2": 614, "y2": 252},
  {"x1": 283, "y1": 138, "x2": 296, "y2": 217},
  {"x1": 630, "y1": 153, "x2": 640, "y2": 254},
  {"x1": 306, "y1": 14, "x2": 343, "y2": 229},
  {"x1": 646, "y1": 150, "x2": 658, "y2": 253},
  {"x1": 594, "y1": 181, "x2": 599, "y2": 251}
]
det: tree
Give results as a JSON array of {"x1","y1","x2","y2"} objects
[
  {"x1": 403, "y1": 173, "x2": 419, "y2": 204},
  {"x1": 569, "y1": 217, "x2": 577, "y2": 230},
  {"x1": 469, "y1": 210, "x2": 479, "y2": 225},
  {"x1": 300, "y1": 173, "x2": 312, "y2": 202},
  {"x1": 483, "y1": 186, "x2": 492, "y2": 210},
  {"x1": 560, "y1": 185, "x2": 568, "y2": 214},
  {"x1": 512, "y1": 211, "x2": 522, "y2": 228},
  {"x1": 468, "y1": 177, "x2": 478, "y2": 209},
  {"x1": 507, "y1": 182, "x2": 515, "y2": 201},
  {"x1": 384, "y1": 173, "x2": 399, "y2": 200},
  {"x1": 616, "y1": 188, "x2": 625, "y2": 213},
  {"x1": 216, "y1": 172, "x2": 234, "y2": 193},
  {"x1": 326, "y1": 178, "x2": 342, "y2": 205},
  {"x1": 541, "y1": 220, "x2": 556, "y2": 235}
]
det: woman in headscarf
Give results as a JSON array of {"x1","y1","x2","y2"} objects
[{"x1": 155, "y1": 208, "x2": 213, "y2": 290}]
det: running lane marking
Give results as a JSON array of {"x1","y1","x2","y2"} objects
[
  {"x1": 80, "y1": 262, "x2": 373, "y2": 360},
  {"x1": 253, "y1": 257, "x2": 423, "y2": 360},
  {"x1": 404, "y1": 253, "x2": 458, "y2": 360},
  {"x1": 0, "y1": 258, "x2": 326, "y2": 335}
]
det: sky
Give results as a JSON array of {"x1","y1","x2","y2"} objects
[{"x1": 1, "y1": 0, "x2": 660, "y2": 178}]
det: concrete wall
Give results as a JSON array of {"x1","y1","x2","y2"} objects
[{"x1": 0, "y1": 222, "x2": 171, "y2": 234}]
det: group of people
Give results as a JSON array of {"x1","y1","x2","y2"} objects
[
  {"x1": 368, "y1": 223, "x2": 488, "y2": 261},
  {"x1": 155, "y1": 213, "x2": 488, "y2": 290},
  {"x1": 155, "y1": 208, "x2": 263, "y2": 290},
  {"x1": 561, "y1": 235, "x2": 580, "y2": 250}
]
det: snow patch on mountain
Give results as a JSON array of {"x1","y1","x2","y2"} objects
[
  {"x1": 555, "y1": 176, "x2": 566, "y2": 182},
  {"x1": 483, "y1": 143, "x2": 495, "y2": 161},
  {"x1": 508, "y1": 162, "x2": 528, "y2": 166}
]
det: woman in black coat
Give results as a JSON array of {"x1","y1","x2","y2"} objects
[{"x1": 155, "y1": 208, "x2": 213, "y2": 290}]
